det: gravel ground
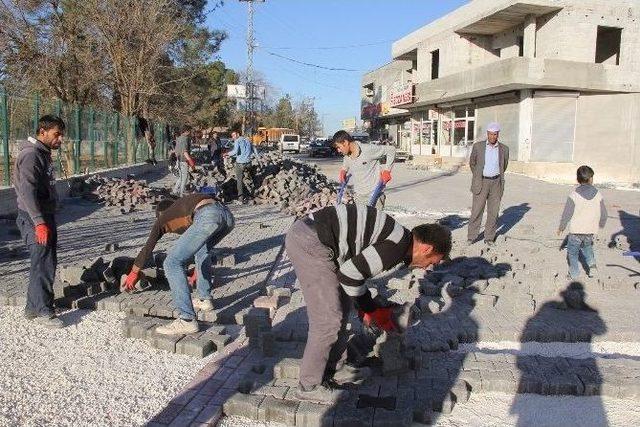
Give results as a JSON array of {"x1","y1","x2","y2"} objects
[{"x1": 0, "y1": 307, "x2": 210, "y2": 427}]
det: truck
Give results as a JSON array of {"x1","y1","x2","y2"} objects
[{"x1": 252, "y1": 127, "x2": 295, "y2": 148}]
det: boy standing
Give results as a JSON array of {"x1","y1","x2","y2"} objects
[{"x1": 557, "y1": 166, "x2": 607, "y2": 279}]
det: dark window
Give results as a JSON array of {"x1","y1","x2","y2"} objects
[
  {"x1": 595, "y1": 26, "x2": 622, "y2": 65},
  {"x1": 518, "y1": 36, "x2": 524, "y2": 57},
  {"x1": 431, "y1": 49, "x2": 440, "y2": 80}
]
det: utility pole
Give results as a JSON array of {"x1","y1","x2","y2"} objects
[{"x1": 240, "y1": 0, "x2": 264, "y2": 139}]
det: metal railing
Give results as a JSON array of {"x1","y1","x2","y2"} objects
[{"x1": 0, "y1": 88, "x2": 171, "y2": 186}]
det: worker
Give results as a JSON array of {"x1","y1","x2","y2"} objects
[
  {"x1": 284, "y1": 204, "x2": 452, "y2": 404},
  {"x1": 333, "y1": 130, "x2": 396, "y2": 209},
  {"x1": 227, "y1": 130, "x2": 257, "y2": 204},
  {"x1": 122, "y1": 193, "x2": 235, "y2": 334},
  {"x1": 13, "y1": 115, "x2": 66, "y2": 328},
  {"x1": 172, "y1": 125, "x2": 196, "y2": 197}
]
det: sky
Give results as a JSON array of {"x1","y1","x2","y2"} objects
[{"x1": 206, "y1": 0, "x2": 468, "y2": 136}]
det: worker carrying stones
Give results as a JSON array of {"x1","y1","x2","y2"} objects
[
  {"x1": 13, "y1": 115, "x2": 66, "y2": 329},
  {"x1": 333, "y1": 130, "x2": 396, "y2": 209},
  {"x1": 284, "y1": 204, "x2": 451, "y2": 404},
  {"x1": 123, "y1": 193, "x2": 235, "y2": 335}
]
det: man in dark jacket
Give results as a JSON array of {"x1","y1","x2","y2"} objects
[
  {"x1": 13, "y1": 115, "x2": 66, "y2": 328},
  {"x1": 209, "y1": 131, "x2": 226, "y2": 178}
]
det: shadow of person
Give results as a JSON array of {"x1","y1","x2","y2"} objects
[
  {"x1": 496, "y1": 203, "x2": 531, "y2": 238},
  {"x1": 511, "y1": 282, "x2": 607, "y2": 427},
  {"x1": 609, "y1": 210, "x2": 640, "y2": 263},
  {"x1": 437, "y1": 214, "x2": 468, "y2": 231}
]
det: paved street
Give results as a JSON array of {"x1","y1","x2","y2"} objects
[{"x1": 1, "y1": 159, "x2": 640, "y2": 426}]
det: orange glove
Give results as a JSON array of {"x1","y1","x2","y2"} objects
[
  {"x1": 380, "y1": 170, "x2": 392, "y2": 184},
  {"x1": 362, "y1": 307, "x2": 397, "y2": 332},
  {"x1": 123, "y1": 269, "x2": 140, "y2": 292},
  {"x1": 34, "y1": 224, "x2": 51, "y2": 246},
  {"x1": 339, "y1": 169, "x2": 348, "y2": 183},
  {"x1": 188, "y1": 269, "x2": 197, "y2": 287}
]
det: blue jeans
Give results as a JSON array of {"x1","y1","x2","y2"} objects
[
  {"x1": 163, "y1": 203, "x2": 235, "y2": 320},
  {"x1": 567, "y1": 233, "x2": 596, "y2": 279},
  {"x1": 173, "y1": 161, "x2": 189, "y2": 196}
]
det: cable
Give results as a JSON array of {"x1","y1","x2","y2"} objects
[
  {"x1": 261, "y1": 40, "x2": 396, "y2": 50},
  {"x1": 264, "y1": 51, "x2": 362, "y2": 72},
  {"x1": 258, "y1": 60, "x2": 353, "y2": 94}
]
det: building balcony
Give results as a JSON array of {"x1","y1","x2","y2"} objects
[{"x1": 410, "y1": 57, "x2": 640, "y2": 107}]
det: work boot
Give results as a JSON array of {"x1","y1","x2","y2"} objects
[
  {"x1": 155, "y1": 318, "x2": 199, "y2": 335},
  {"x1": 32, "y1": 314, "x2": 64, "y2": 329},
  {"x1": 295, "y1": 383, "x2": 349, "y2": 405},
  {"x1": 23, "y1": 309, "x2": 38, "y2": 320},
  {"x1": 192, "y1": 297, "x2": 214, "y2": 311},
  {"x1": 332, "y1": 365, "x2": 372, "y2": 386}
]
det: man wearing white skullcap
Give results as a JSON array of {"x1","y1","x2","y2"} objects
[{"x1": 467, "y1": 122, "x2": 509, "y2": 246}]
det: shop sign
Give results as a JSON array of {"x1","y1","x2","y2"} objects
[{"x1": 390, "y1": 84, "x2": 414, "y2": 107}]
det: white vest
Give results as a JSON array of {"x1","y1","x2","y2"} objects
[{"x1": 568, "y1": 190, "x2": 602, "y2": 234}]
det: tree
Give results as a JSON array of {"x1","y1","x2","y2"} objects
[
  {"x1": 270, "y1": 94, "x2": 295, "y2": 129},
  {"x1": 295, "y1": 97, "x2": 321, "y2": 139}
]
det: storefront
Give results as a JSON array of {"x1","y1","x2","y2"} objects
[{"x1": 406, "y1": 105, "x2": 476, "y2": 158}]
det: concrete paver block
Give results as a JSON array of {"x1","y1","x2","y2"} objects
[
  {"x1": 257, "y1": 396, "x2": 299, "y2": 425},
  {"x1": 295, "y1": 401, "x2": 335, "y2": 427},
  {"x1": 222, "y1": 392, "x2": 265, "y2": 419},
  {"x1": 176, "y1": 336, "x2": 216, "y2": 358}
]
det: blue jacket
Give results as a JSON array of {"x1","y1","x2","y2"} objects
[{"x1": 228, "y1": 137, "x2": 256, "y2": 164}]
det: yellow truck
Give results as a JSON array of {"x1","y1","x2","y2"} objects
[{"x1": 252, "y1": 127, "x2": 295, "y2": 148}]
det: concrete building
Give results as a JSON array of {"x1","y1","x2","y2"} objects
[{"x1": 361, "y1": 0, "x2": 640, "y2": 184}]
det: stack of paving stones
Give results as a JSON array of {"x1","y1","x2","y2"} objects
[
  {"x1": 190, "y1": 152, "x2": 353, "y2": 217},
  {"x1": 70, "y1": 174, "x2": 172, "y2": 212}
]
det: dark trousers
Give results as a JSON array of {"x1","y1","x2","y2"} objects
[
  {"x1": 285, "y1": 219, "x2": 351, "y2": 388},
  {"x1": 235, "y1": 162, "x2": 249, "y2": 199},
  {"x1": 468, "y1": 178, "x2": 503, "y2": 242},
  {"x1": 16, "y1": 210, "x2": 57, "y2": 316},
  {"x1": 211, "y1": 155, "x2": 226, "y2": 178}
]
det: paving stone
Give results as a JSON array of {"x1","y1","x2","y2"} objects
[
  {"x1": 194, "y1": 404, "x2": 223, "y2": 425},
  {"x1": 295, "y1": 401, "x2": 335, "y2": 427},
  {"x1": 149, "y1": 331, "x2": 186, "y2": 353},
  {"x1": 204, "y1": 334, "x2": 231, "y2": 352},
  {"x1": 257, "y1": 396, "x2": 299, "y2": 425},
  {"x1": 176, "y1": 336, "x2": 216, "y2": 358},
  {"x1": 334, "y1": 397, "x2": 374, "y2": 427},
  {"x1": 273, "y1": 358, "x2": 301, "y2": 379},
  {"x1": 196, "y1": 310, "x2": 217, "y2": 322},
  {"x1": 222, "y1": 392, "x2": 264, "y2": 419}
]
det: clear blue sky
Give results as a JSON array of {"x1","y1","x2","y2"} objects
[{"x1": 206, "y1": 0, "x2": 467, "y2": 135}]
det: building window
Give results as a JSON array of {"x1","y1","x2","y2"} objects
[
  {"x1": 518, "y1": 36, "x2": 524, "y2": 57},
  {"x1": 431, "y1": 50, "x2": 440, "y2": 80},
  {"x1": 595, "y1": 26, "x2": 622, "y2": 65}
]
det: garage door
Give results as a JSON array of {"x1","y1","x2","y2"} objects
[{"x1": 531, "y1": 92, "x2": 578, "y2": 162}]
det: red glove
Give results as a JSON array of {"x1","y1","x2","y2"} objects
[
  {"x1": 34, "y1": 224, "x2": 51, "y2": 246},
  {"x1": 380, "y1": 170, "x2": 392, "y2": 184},
  {"x1": 362, "y1": 307, "x2": 397, "y2": 332},
  {"x1": 123, "y1": 269, "x2": 140, "y2": 292},
  {"x1": 339, "y1": 169, "x2": 348, "y2": 184},
  {"x1": 186, "y1": 156, "x2": 196, "y2": 169},
  {"x1": 188, "y1": 269, "x2": 197, "y2": 287}
]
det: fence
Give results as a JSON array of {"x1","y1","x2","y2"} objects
[{"x1": 0, "y1": 88, "x2": 171, "y2": 186}]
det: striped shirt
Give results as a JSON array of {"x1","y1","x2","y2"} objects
[{"x1": 312, "y1": 204, "x2": 412, "y2": 297}]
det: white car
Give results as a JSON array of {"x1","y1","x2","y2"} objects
[{"x1": 279, "y1": 134, "x2": 301, "y2": 153}]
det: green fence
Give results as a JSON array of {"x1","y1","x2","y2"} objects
[{"x1": 0, "y1": 88, "x2": 170, "y2": 186}]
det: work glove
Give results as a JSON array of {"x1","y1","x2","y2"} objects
[
  {"x1": 123, "y1": 269, "x2": 140, "y2": 292},
  {"x1": 34, "y1": 223, "x2": 51, "y2": 246},
  {"x1": 186, "y1": 157, "x2": 196, "y2": 170},
  {"x1": 339, "y1": 169, "x2": 348, "y2": 184},
  {"x1": 361, "y1": 307, "x2": 397, "y2": 333},
  {"x1": 380, "y1": 170, "x2": 392, "y2": 184},
  {"x1": 188, "y1": 269, "x2": 197, "y2": 287}
]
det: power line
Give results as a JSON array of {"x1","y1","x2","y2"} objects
[
  {"x1": 261, "y1": 40, "x2": 396, "y2": 50},
  {"x1": 264, "y1": 51, "x2": 362, "y2": 72}
]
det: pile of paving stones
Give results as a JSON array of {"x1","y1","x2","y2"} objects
[
  {"x1": 70, "y1": 175, "x2": 172, "y2": 212},
  {"x1": 189, "y1": 153, "x2": 352, "y2": 217}
]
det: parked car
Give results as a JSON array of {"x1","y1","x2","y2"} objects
[
  {"x1": 309, "y1": 139, "x2": 336, "y2": 157},
  {"x1": 299, "y1": 139, "x2": 310, "y2": 153},
  {"x1": 279, "y1": 134, "x2": 301, "y2": 153}
]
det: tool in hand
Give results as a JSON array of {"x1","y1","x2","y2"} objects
[
  {"x1": 368, "y1": 180, "x2": 386, "y2": 207},
  {"x1": 336, "y1": 173, "x2": 351, "y2": 205}
]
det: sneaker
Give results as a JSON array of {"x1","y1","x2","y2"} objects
[
  {"x1": 155, "y1": 318, "x2": 199, "y2": 335},
  {"x1": 32, "y1": 315, "x2": 64, "y2": 329},
  {"x1": 484, "y1": 240, "x2": 496, "y2": 247},
  {"x1": 588, "y1": 266, "x2": 598, "y2": 278},
  {"x1": 332, "y1": 365, "x2": 372, "y2": 386},
  {"x1": 192, "y1": 298, "x2": 214, "y2": 311},
  {"x1": 295, "y1": 384, "x2": 349, "y2": 405}
]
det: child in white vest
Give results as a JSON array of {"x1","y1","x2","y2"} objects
[{"x1": 557, "y1": 166, "x2": 607, "y2": 279}]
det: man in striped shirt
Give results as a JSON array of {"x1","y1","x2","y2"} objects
[{"x1": 285, "y1": 204, "x2": 452, "y2": 404}]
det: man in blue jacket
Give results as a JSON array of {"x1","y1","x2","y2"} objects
[
  {"x1": 13, "y1": 115, "x2": 66, "y2": 328},
  {"x1": 227, "y1": 130, "x2": 257, "y2": 204}
]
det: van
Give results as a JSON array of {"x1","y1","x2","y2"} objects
[{"x1": 279, "y1": 134, "x2": 301, "y2": 154}]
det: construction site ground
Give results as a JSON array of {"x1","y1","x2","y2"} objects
[{"x1": 1, "y1": 157, "x2": 640, "y2": 427}]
